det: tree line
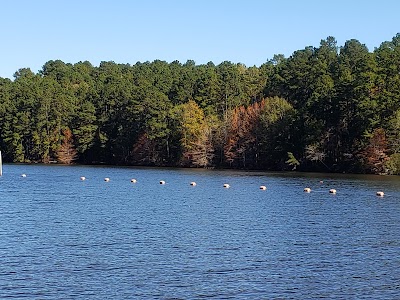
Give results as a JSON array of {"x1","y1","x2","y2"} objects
[{"x1": 1, "y1": 34, "x2": 400, "y2": 174}]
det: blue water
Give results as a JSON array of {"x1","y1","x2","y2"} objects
[{"x1": 0, "y1": 164, "x2": 399, "y2": 299}]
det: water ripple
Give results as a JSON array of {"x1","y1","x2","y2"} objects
[{"x1": 0, "y1": 165, "x2": 399, "y2": 299}]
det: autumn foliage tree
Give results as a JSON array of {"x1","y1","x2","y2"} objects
[
  {"x1": 130, "y1": 133, "x2": 155, "y2": 165},
  {"x1": 360, "y1": 128, "x2": 389, "y2": 174},
  {"x1": 176, "y1": 100, "x2": 214, "y2": 167},
  {"x1": 56, "y1": 128, "x2": 77, "y2": 164},
  {"x1": 224, "y1": 101, "x2": 263, "y2": 168}
]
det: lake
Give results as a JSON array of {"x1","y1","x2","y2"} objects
[{"x1": 0, "y1": 164, "x2": 399, "y2": 299}]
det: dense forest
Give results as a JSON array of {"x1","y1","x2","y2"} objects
[{"x1": 1, "y1": 35, "x2": 400, "y2": 174}]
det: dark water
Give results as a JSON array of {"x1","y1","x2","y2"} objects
[{"x1": 0, "y1": 164, "x2": 399, "y2": 299}]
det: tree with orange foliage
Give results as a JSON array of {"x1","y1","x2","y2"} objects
[
  {"x1": 56, "y1": 128, "x2": 78, "y2": 164},
  {"x1": 130, "y1": 132, "x2": 160, "y2": 165},
  {"x1": 360, "y1": 128, "x2": 389, "y2": 174},
  {"x1": 224, "y1": 100, "x2": 263, "y2": 168}
]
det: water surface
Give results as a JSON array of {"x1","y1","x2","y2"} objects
[{"x1": 0, "y1": 164, "x2": 399, "y2": 299}]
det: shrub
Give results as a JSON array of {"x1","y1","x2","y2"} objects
[{"x1": 385, "y1": 153, "x2": 400, "y2": 175}]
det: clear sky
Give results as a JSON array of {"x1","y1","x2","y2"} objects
[{"x1": 1, "y1": 0, "x2": 399, "y2": 79}]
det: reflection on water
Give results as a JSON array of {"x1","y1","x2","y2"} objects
[{"x1": 0, "y1": 164, "x2": 399, "y2": 299}]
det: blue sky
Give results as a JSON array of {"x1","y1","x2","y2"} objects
[{"x1": 1, "y1": 0, "x2": 399, "y2": 79}]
